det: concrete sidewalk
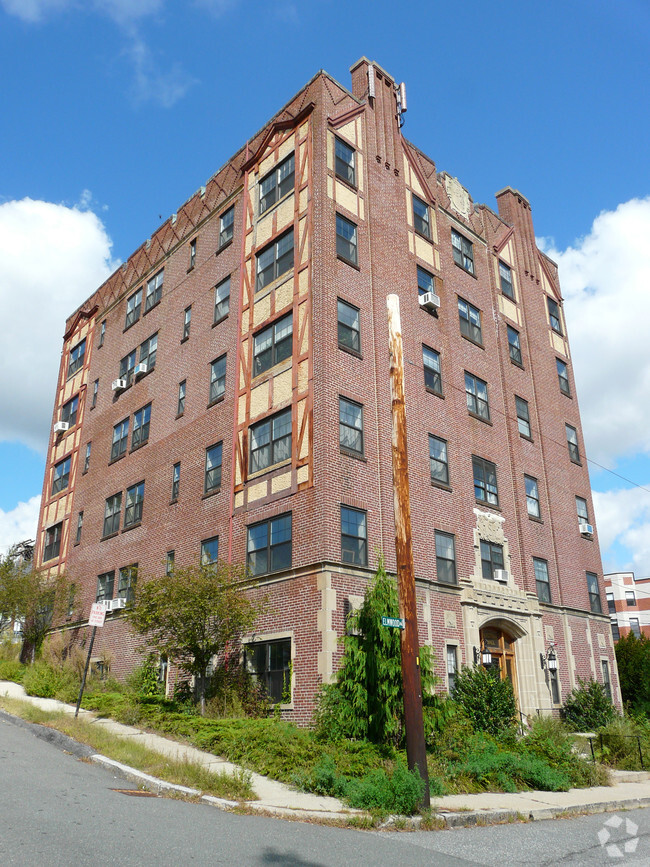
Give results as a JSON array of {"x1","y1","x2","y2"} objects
[{"x1": 3, "y1": 679, "x2": 650, "y2": 827}]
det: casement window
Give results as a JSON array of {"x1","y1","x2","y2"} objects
[
  {"x1": 214, "y1": 276, "x2": 230, "y2": 323},
  {"x1": 125, "y1": 288, "x2": 142, "y2": 329},
  {"x1": 51, "y1": 457, "x2": 71, "y2": 496},
  {"x1": 96, "y1": 571, "x2": 115, "y2": 602},
  {"x1": 587, "y1": 572, "x2": 602, "y2": 614},
  {"x1": 465, "y1": 372, "x2": 490, "y2": 421},
  {"x1": 139, "y1": 333, "x2": 158, "y2": 371},
  {"x1": 102, "y1": 493, "x2": 122, "y2": 537},
  {"x1": 171, "y1": 462, "x2": 180, "y2": 502},
  {"x1": 132, "y1": 403, "x2": 151, "y2": 450},
  {"x1": 417, "y1": 265, "x2": 435, "y2": 297},
  {"x1": 91, "y1": 379, "x2": 98, "y2": 409},
  {"x1": 576, "y1": 496, "x2": 589, "y2": 523},
  {"x1": 124, "y1": 481, "x2": 145, "y2": 528},
  {"x1": 473, "y1": 455, "x2": 499, "y2": 506},
  {"x1": 336, "y1": 214, "x2": 358, "y2": 266},
  {"x1": 335, "y1": 137, "x2": 356, "y2": 187},
  {"x1": 209, "y1": 354, "x2": 227, "y2": 404},
  {"x1": 339, "y1": 397, "x2": 364, "y2": 456},
  {"x1": 564, "y1": 422, "x2": 579, "y2": 462},
  {"x1": 247, "y1": 513, "x2": 292, "y2": 576},
  {"x1": 507, "y1": 326, "x2": 522, "y2": 366},
  {"x1": 446, "y1": 646, "x2": 458, "y2": 692},
  {"x1": 256, "y1": 230, "x2": 294, "y2": 291},
  {"x1": 249, "y1": 408, "x2": 291, "y2": 473},
  {"x1": 253, "y1": 312, "x2": 292, "y2": 376},
  {"x1": 260, "y1": 153, "x2": 295, "y2": 214},
  {"x1": 337, "y1": 299, "x2": 360, "y2": 354},
  {"x1": 533, "y1": 558, "x2": 551, "y2": 603},
  {"x1": 98, "y1": 320, "x2": 106, "y2": 347},
  {"x1": 144, "y1": 269, "x2": 164, "y2": 313},
  {"x1": 219, "y1": 206, "x2": 234, "y2": 248},
  {"x1": 630, "y1": 618, "x2": 641, "y2": 638},
  {"x1": 61, "y1": 395, "x2": 79, "y2": 427},
  {"x1": 611, "y1": 620, "x2": 620, "y2": 642},
  {"x1": 43, "y1": 523, "x2": 62, "y2": 561},
  {"x1": 435, "y1": 531, "x2": 456, "y2": 585},
  {"x1": 165, "y1": 550, "x2": 175, "y2": 575},
  {"x1": 451, "y1": 229, "x2": 474, "y2": 274},
  {"x1": 516, "y1": 396, "x2": 531, "y2": 438},
  {"x1": 556, "y1": 358, "x2": 571, "y2": 395},
  {"x1": 83, "y1": 442, "x2": 91, "y2": 473},
  {"x1": 547, "y1": 297, "x2": 562, "y2": 333},
  {"x1": 75, "y1": 511, "x2": 83, "y2": 545},
  {"x1": 204, "y1": 442, "x2": 222, "y2": 494},
  {"x1": 625, "y1": 590, "x2": 636, "y2": 607},
  {"x1": 111, "y1": 418, "x2": 129, "y2": 461},
  {"x1": 120, "y1": 349, "x2": 137, "y2": 386},
  {"x1": 413, "y1": 194, "x2": 431, "y2": 239},
  {"x1": 201, "y1": 536, "x2": 219, "y2": 566},
  {"x1": 182, "y1": 306, "x2": 191, "y2": 341},
  {"x1": 481, "y1": 541, "x2": 504, "y2": 580},
  {"x1": 189, "y1": 238, "x2": 197, "y2": 269},
  {"x1": 177, "y1": 380, "x2": 186, "y2": 417},
  {"x1": 341, "y1": 506, "x2": 367, "y2": 566},
  {"x1": 607, "y1": 593, "x2": 616, "y2": 615},
  {"x1": 118, "y1": 565, "x2": 137, "y2": 604},
  {"x1": 429, "y1": 435, "x2": 449, "y2": 486},
  {"x1": 458, "y1": 297, "x2": 482, "y2": 344},
  {"x1": 245, "y1": 638, "x2": 291, "y2": 703},
  {"x1": 67, "y1": 338, "x2": 86, "y2": 378},
  {"x1": 499, "y1": 261, "x2": 514, "y2": 300},
  {"x1": 423, "y1": 345, "x2": 442, "y2": 395},
  {"x1": 601, "y1": 660, "x2": 612, "y2": 699},
  {"x1": 525, "y1": 475, "x2": 541, "y2": 518}
]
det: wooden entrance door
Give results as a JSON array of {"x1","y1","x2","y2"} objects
[{"x1": 480, "y1": 626, "x2": 518, "y2": 700}]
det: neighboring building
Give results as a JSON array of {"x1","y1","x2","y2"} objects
[
  {"x1": 34, "y1": 58, "x2": 620, "y2": 721},
  {"x1": 605, "y1": 572, "x2": 650, "y2": 641}
]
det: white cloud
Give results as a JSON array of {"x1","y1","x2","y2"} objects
[
  {"x1": 127, "y1": 36, "x2": 197, "y2": 108},
  {"x1": 95, "y1": 0, "x2": 163, "y2": 25},
  {"x1": 0, "y1": 496, "x2": 41, "y2": 555},
  {"x1": 0, "y1": 197, "x2": 116, "y2": 453},
  {"x1": 593, "y1": 487, "x2": 650, "y2": 577},
  {"x1": 1, "y1": 0, "x2": 162, "y2": 23},
  {"x1": 0, "y1": 0, "x2": 74, "y2": 22}
]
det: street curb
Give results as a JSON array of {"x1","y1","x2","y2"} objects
[
  {"x1": 0, "y1": 707, "x2": 94, "y2": 760},
  {"x1": 90, "y1": 754, "x2": 203, "y2": 798}
]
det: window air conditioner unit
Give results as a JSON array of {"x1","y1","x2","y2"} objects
[
  {"x1": 112, "y1": 378, "x2": 127, "y2": 391},
  {"x1": 418, "y1": 292, "x2": 440, "y2": 312},
  {"x1": 53, "y1": 421, "x2": 69, "y2": 434},
  {"x1": 579, "y1": 522, "x2": 594, "y2": 536},
  {"x1": 112, "y1": 598, "x2": 127, "y2": 610},
  {"x1": 494, "y1": 569, "x2": 509, "y2": 583},
  {"x1": 134, "y1": 362, "x2": 148, "y2": 378}
]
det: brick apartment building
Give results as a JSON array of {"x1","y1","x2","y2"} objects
[
  {"x1": 34, "y1": 58, "x2": 621, "y2": 720},
  {"x1": 605, "y1": 572, "x2": 650, "y2": 641}
]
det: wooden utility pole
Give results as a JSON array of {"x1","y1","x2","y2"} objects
[{"x1": 387, "y1": 293, "x2": 430, "y2": 807}]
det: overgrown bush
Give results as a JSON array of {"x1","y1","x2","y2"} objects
[
  {"x1": 595, "y1": 716, "x2": 650, "y2": 771},
  {"x1": 523, "y1": 716, "x2": 608, "y2": 788},
  {"x1": 451, "y1": 665, "x2": 518, "y2": 736},
  {"x1": 22, "y1": 660, "x2": 79, "y2": 702},
  {"x1": 0, "y1": 659, "x2": 25, "y2": 682},
  {"x1": 205, "y1": 658, "x2": 270, "y2": 719},
  {"x1": 615, "y1": 632, "x2": 650, "y2": 714},
  {"x1": 562, "y1": 678, "x2": 616, "y2": 731},
  {"x1": 127, "y1": 654, "x2": 162, "y2": 699}
]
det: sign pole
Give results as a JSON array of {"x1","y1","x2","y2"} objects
[
  {"x1": 75, "y1": 626, "x2": 96, "y2": 718},
  {"x1": 75, "y1": 602, "x2": 106, "y2": 718}
]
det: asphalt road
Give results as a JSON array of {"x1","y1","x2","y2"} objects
[{"x1": 2, "y1": 712, "x2": 650, "y2": 866}]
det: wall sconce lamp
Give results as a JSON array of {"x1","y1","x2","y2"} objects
[
  {"x1": 473, "y1": 640, "x2": 492, "y2": 667},
  {"x1": 540, "y1": 644, "x2": 558, "y2": 671}
]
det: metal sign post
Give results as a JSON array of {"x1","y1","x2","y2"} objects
[{"x1": 74, "y1": 603, "x2": 106, "y2": 718}]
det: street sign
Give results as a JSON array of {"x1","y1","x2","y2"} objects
[
  {"x1": 381, "y1": 616, "x2": 405, "y2": 629},
  {"x1": 88, "y1": 602, "x2": 106, "y2": 628}
]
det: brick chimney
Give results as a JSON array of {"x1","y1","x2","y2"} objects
[
  {"x1": 495, "y1": 187, "x2": 538, "y2": 279},
  {"x1": 350, "y1": 57, "x2": 402, "y2": 176}
]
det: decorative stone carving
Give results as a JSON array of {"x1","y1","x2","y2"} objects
[
  {"x1": 475, "y1": 510, "x2": 505, "y2": 544},
  {"x1": 444, "y1": 611, "x2": 457, "y2": 629},
  {"x1": 545, "y1": 625, "x2": 554, "y2": 641},
  {"x1": 445, "y1": 176, "x2": 471, "y2": 219}
]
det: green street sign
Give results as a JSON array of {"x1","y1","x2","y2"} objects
[{"x1": 381, "y1": 616, "x2": 405, "y2": 629}]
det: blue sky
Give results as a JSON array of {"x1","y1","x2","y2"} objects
[{"x1": 2, "y1": 0, "x2": 650, "y2": 574}]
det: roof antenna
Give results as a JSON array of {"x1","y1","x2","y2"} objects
[{"x1": 396, "y1": 82, "x2": 407, "y2": 128}]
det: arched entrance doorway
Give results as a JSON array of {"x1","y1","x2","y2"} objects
[{"x1": 480, "y1": 625, "x2": 518, "y2": 701}]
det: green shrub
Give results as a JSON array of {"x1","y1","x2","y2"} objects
[
  {"x1": 595, "y1": 716, "x2": 650, "y2": 770},
  {"x1": 0, "y1": 659, "x2": 26, "y2": 682},
  {"x1": 22, "y1": 661, "x2": 79, "y2": 701},
  {"x1": 615, "y1": 632, "x2": 650, "y2": 712},
  {"x1": 451, "y1": 665, "x2": 517, "y2": 736},
  {"x1": 523, "y1": 715, "x2": 606, "y2": 787},
  {"x1": 562, "y1": 679, "x2": 616, "y2": 731},
  {"x1": 126, "y1": 654, "x2": 161, "y2": 699}
]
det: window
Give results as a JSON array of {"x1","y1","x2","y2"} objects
[
  {"x1": 91, "y1": 379, "x2": 98, "y2": 409},
  {"x1": 451, "y1": 229, "x2": 474, "y2": 274},
  {"x1": 336, "y1": 214, "x2": 358, "y2": 266},
  {"x1": 417, "y1": 265, "x2": 435, "y2": 297},
  {"x1": 341, "y1": 506, "x2": 367, "y2": 566},
  {"x1": 253, "y1": 312, "x2": 292, "y2": 376},
  {"x1": 249, "y1": 409, "x2": 291, "y2": 473},
  {"x1": 111, "y1": 418, "x2": 129, "y2": 461},
  {"x1": 144, "y1": 269, "x2": 164, "y2": 312},
  {"x1": 611, "y1": 620, "x2": 620, "y2": 641},
  {"x1": 67, "y1": 338, "x2": 86, "y2": 377},
  {"x1": 601, "y1": 660, "x2": 612, "y2": 699},
  {"x1": 533, "y1": 558, "x2": 551, "y2": 603},
  {"x1": 209, "y1": 354, "x2": 227, "y2": 404},
  {"x1": 429, "y1": 436, "x2": 449, "y2": 486},
  {"x1": 465, "y1": 372, "x2": 490, "y2": 421},
  {"x1": 525, "y1": 475, "x2": 540, "y2": 518},
  {"x1": 51, "y1": 457, "x2": 71, "y2": 496},
  {"x1": 556, "y1": 358, "x2": 570, "y2": 395},
  {"x1": 630, "y1": 618, "x2": 641, "y2": 638},
  {"x1": 257, "y1": 230, "x2": 294, "y2": 291},
  {"x1": 335, "y1": 137, "x2": 356, "y2": 186},
  {"x1": 219, "y1": 206, "x2": 234, "y2": 248},
  {"x1": 124, "y1": 481, "x2": 145, "y2": 528},
  {"x1": 446, "y1": 646, "x2": 458, "y2": 693},
  {"x1": 177, "y1": 380, "x2": 186, "y2": 417},
  {"x1": 458, "y1": 297, "x2": 482, "y2": 344},
  {"x1": 96, "y1": 571, "x2": 115, "y2": 602},
  {"x1": 189, "y1": 238, "x2": 197, "y2": 269},
  {"x1": 566, "y1": 424, "x2": 580, "y2": 463},
  {"x1": 245, "y1": 638, "x2": 291, "y2": 703},
  {"x1": 131, "y1": 403, "x2": 151, "y2": 450},
  {"x1": 481, "y1": 541, "x2": 504, "y2": 580},
  {"x1": 83, "y1": 441, "x2": 91, "y2": 473},
  {"x1": 576, "y1": 496, "x2": 589, "y2": 523},
  {"x1": 118, "y1": 565, "x2": 137, "y2": 604},
  {"x1": 587, "y1": 572, "x2": 602, "y2": 614},
  {"x1": 61, "y1": 395, "x2": 79, "y2": 427},
  {"x1": 182, "y1": 306, "x2": 191, "y2": 341},
  {"x1": 547, "y1": 297, "x2": 562, "y2": 334},
  {"x1": 625, "y1": 590, "x2": 636, "y2": 607},
  {"x1": 120, "y1": 349, "x2": 136, "y2": 386},
  {"x1": 139, "y1": 333, "x2": 158, "y2": 371},
  {"x1": 339, "y1": 397, "x2": 364, "y2": 456},
  {"x1": 413, "y1": 194, "x2": 431, "y2": 239},
  {"x1": 171, "y1": 462, "x2": 180, "y2": 502},
  {"x1": 43, "y1": 523, "x2": 62, "y2": 561},
  {"x1": 247, "y1": 514, "x2": 292, "y2": 575},
  {"x1": 99, "y1": 320, "x2": 106, "y2": 347},
  {"x1": 516, "y1": 396, "x2": 531, "y2": 438},
  {"x1": 422, "y1": 346, "x2": 442, "y2": 395},
  {"x1": 337, "y1": 299, "x2": 360, "y2": 354},
  {"x1": 507, "y1": 326, "x2": 522, "y2": 366},
  {"x1": 260, "y1": 153, "x2": 295, "y2": 214},
  {"x1": 473, "y1": 456, "x2": 499, "y2": 506},
  {"x1": 165, "y1": 550, "x2": 175, "y2": 575},
  {"x1": 103, "y1": 493, "x2": 122, "y2": 537},
  {"x1": 499, "y1": 261, "x2": 514, "y2": 300},
  {"x1": 435, "y1": 531, "x2": 456, "y2": 585},
  {"x1": 75, "y1": 511, "x2": 83, "y2": 545},
  {"x1": 204, "y1": 443, "x2": 222, "y2": 494},
  {"x1": 214, "y1": 276, "x2": 230, "y2": 323},
  {"x1": 607, "y1": 593, "x2": 616, "y2": 615},
  {"x1": 125, "y1": 288, "x2": 142, "y2": 329}
]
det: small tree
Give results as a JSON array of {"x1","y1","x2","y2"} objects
[
  {"x1": 562, "y1": 678, "x2": 616, "y2": 731},
  {"x1": 451, "y1": 664, "x2": 518, "y2": 736},
  {"x1": 615, "y1": 632, "x2": 650, "y2": 713},
  {"x1": 128, "y1": 562, "x2": 258, "y2": 714}
]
